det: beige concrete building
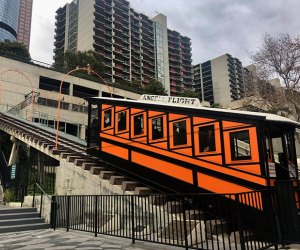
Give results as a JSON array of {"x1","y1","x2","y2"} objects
[
  {"x1": 193, "y1": 54, "x2": 246, "y2": 106},
  {"x1": 0, "y1": 56, "x2": 140, "y2": 139}
]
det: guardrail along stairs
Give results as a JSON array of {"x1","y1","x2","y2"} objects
[{"x1": 0, "y1": 206, "x2": 49, "y2": 233}]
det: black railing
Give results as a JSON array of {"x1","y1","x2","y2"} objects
[
  {"x1": 32, "y1": 183, "x2": 58, "y2": 224},
  {"x1": 0, "y1": 151, "x2": 9, "y2": 189},
  {"x1": 51, "y1": 190, "x2": 279, "y2": 250},
  {"x1": 27, "y1": 164, "x2": 57, "y2": 196}
]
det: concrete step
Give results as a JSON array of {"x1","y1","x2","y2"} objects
[
  {"x1": 0, "y1": 223, "x2": 49, "y2": 233},
  {"x1": 205, "y1": 219, "x2": 231, "y2": 235},
  {"x1": 90, "y1": 167, "x2": 105, "y2": 175},
  {"x1": 185, "y1": 210, "x2": 206, "y2": 220},
  {"x1": 110, "y1": 176, "x2": 127, "y2": 185},
  {"x1": 0, "y1": 212, "x2": 39, "y2": 220},
  {"x1": 0, "y1": 217, "x2": 44, "y2": 226},
  {"x1": 0, "y1": 207, "x2": 37, "y2": 214},
  {"x1": 134, "y1": 187, "x2": 152, "y2": 195},
  {"x1": 82, "y1": 163, "x2": 95, "y2": 170},
  {"x1": 99, "y1": 171, "x2": 116, "y2": 180},
  {"x1": 165, "y1": 201, "x2": 184, "y2": 214},
  {"x1": 121, "y1": 181, "x2": 141, "y2": 191},
  {"x1": 74, "y1": 158, "x2": 87, "y2": 167},
  {"x1": 67, "y1": 155, "x2": 79, "y2": 163}
]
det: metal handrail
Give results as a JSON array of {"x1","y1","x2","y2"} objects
[
  {"x1": 34, "y1": 183, "x2": 54, "y2": 204},
  {"x1": 32, "y1": 183, "x2": 58, "y2": 230}
]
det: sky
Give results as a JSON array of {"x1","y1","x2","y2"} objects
[{"x1": 30, "y1": 0, "x2": 300, "y2": 67}]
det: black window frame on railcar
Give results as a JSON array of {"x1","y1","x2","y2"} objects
[
  {"x1": 115, "y1": 110, "x2": 129, "y2": 133},
  {"x1": 198, "y1": 124, "x2": 216, "y2": 153},
  {"x1": 230, "y1": 129, "x2": 252, "y2": 161},
  {"x1": 151, "y1": 116, "x2": 164, "y2": 140},
  {"x1": 169, "y1": 118, "x2": 192, "y2": 149},
  {"x1": 131, "y1": 112, "x2": 147, "y2": 138},
  {"x1": 87, "y1": 103, "x2": 100, "y2": 148}
]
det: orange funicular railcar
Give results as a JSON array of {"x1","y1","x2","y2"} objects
[{"x1": 86, "y1": 95, "x2": 300, "y2": 197}]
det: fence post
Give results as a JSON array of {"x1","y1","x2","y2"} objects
[
  {"x1": 131, "y1": 196, "x2": 135, "y2": 244},
  {"x1": 53, "y1": 197, "x2": 57, "y2": 231},
  {"x1": 40, "y1": 193, "x2": 43, "y2": 218},
  {"x1": 32, "y1": 183, "x2": 36, "y2": 207},
  {"x1": 235, "y1": 194, "x2": 246, "y2": 250},
  {"x1": 182, "y1": 198, "x2": 189, "y2": 250},
  {"x1": 67, "y1": 196, "x2": 70, "y2": 232},
  {"x1": 94, "y1": 196, "x2": 98, "y2": 237},
  {"x1": 50, "y1": 196, "x2": 55, "y2": 229}
]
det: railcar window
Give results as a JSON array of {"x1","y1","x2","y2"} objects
[
  {"x1": 89, "y1": 104, "x2": 99, "y2": 147},
  {"x1": 173, "y1": 120, "x2": 187, "y2": 146},
  {"x1": 230, "y1": 130, "x2": 251, "y2": 160},
  {"x1": 118, "y1": 111, "x2": 127, "y2": 131},
  {"x1": 103, "y1": 109, "x2": 112, "y2": 128},
  {"x1": 199, "y1": 125, "x2": 216, "y2": 152},
  {"x1": 152, "y1": 117, "x2": 163, "y2": 140},
  {"x1": 134, "y1": 114, "x2": 144, "y2": 135}
]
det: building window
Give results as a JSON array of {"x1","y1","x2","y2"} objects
[
  {"x1": 173, "y1": 120, "x2": 187, "y2": 146},
  {"x1": 134, "y1": 114, "x2": 144, "y2": 135},
  {"x1": 117, "y1": 111, "x2": 127, "y2": 132},
  {"x1": 103, "y1": 109, "x2": 112, "y2": 128},
  {"x1": 230, "y1": 130, "x2": 251, "y2": 160},
  {"x1": 152, "y1": 117, "x2": 163, "y2": 140},
  {"x1": 199, "y1": 125, "x2": 216, "y2": 152}
]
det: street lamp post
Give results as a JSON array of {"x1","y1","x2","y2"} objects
[
  {"x1": 55, "y1": 66, "x2": 112, "y2": 149},
  {"x1": 0, "y1": 69, "x2": 35, "y2": 122}
]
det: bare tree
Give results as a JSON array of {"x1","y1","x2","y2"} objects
[{"x1": 248, "y1": 33, "x2": 300, "y2": 122}]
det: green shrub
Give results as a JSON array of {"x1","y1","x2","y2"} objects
[{"x1": 3, "y1": 188, "x2": 15, "y2": 203}]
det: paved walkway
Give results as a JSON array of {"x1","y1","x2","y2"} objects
[
  {"x1": 0, "y1": 228, "x2": 300, "y2": 249},
  {"x1": 0, "y1": 229, "x2": 182, "y2": 250}
]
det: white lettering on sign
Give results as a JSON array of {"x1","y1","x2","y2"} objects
[
  {"x1": 11, "y1": 164, "x2": 16, "y2": 179},
  {"x1": 139, "y1": 95, "x2": 201, "y2": 107},
  {"x1": 268, "y1": 162, "x2": 276, "y2": 178}
]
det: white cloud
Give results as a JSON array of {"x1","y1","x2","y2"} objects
[
  {"x1": 30, "y1": 0, "x2": 72, "y2": 64},
  {"x1": 30, "y1": 0, "x2": 300, "y2": 66}
]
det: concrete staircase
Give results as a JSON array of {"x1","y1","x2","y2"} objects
[{"x1": 0, "y1": 206, "x2": 49, "y2": 233}]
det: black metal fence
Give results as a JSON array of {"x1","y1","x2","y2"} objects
[{"x1": 51, "y1": 190, "x2": 279, "y2": 250}]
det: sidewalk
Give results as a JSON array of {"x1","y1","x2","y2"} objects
[
  {"x1": 0, "y1": 228, "x2": 300, "y2": 249},
  {"x1": 0, "y1": 228, "x2": 182, "y2": 250}
]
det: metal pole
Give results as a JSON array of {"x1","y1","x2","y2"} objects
[
  {"x1": 94, "y1": 196, "x2": 98, "y2": 237},
  {"x1": 131, "y1": 196, "x2": 135, "y2": 244},
  {"x1": 235, "y1": 194, "x2": 246, "y2": 250},
  {"x1": 40, "y1": 193, "x2": 43, "y2": 218},
  {"x1": 67, "y1": 196, "x2": 70, "y2": 232},
  {"x1": 182, "y1": 199, "x2": 189, "y2": 250},
  {"x1": 32, "y1": 183, "x2": 36, "y2": 207}
]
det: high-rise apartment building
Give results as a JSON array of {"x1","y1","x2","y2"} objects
[
  {"x1": 168, "y1": 30, "x2": 193, "y2": 96},
  {"x1": 0, "y1": 0, "x2": 20, "y2": 42},
  {"x1": 17, "y1": 0, "x2": 33, "y2": 49},
  {"x1": 193, "y1": 54, "x2": 246, "y2": 106},
  {"x1": 54, "y1": 0, "x2": 193, "y2": 95}
]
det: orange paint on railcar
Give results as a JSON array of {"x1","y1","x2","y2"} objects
[
  {"x1": 132, "y1": 151, "x2": 194, "y2": 184},
  {"x1": 100, "y1": 132, "x2": 267, "y2": 187},
  {"x1": 193, "y1": 117, "x2": 216, "y2": 125},
  {"x1": 197, "y1": 172, "x2": 253, "y2": 194},
  {"x1": 102, "y1": 141, "x2": 129, "y2": 160}
]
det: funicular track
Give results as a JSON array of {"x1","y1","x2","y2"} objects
[
  {"x1": 0, "y1": 112, "x2": 280, "y2": 249},
  {"x1": 0, "y1": 112, "x2": 157, "y2": 195}
]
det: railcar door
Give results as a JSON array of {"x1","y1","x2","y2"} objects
[
  {"x1": 264, "y1": 128, "x2": 298, "y2": 181},
  {"x1": 264, "y1": 125, "x2": 300, "y2": 242}
]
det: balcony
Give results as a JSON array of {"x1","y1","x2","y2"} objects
[{"x1": 98, "y1": 0, "x2": 111, "y2": 8}]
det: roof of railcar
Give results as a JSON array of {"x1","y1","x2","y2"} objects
[{"x1": 87, "y1": 97, "x2": 300, "y2": 127}]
